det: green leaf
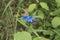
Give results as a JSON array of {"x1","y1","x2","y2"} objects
[
  {"x1": 45, "y1": 21, "x2": 51, "y2": 27},
  {"x1": 14, "y1": 13, "x2": 20, "y2": 17},
  {"x1": 40, "y1": 2, "x2": 49, "y2": 10},
  {"x1": 55, "y1": 0, "x2": 60, "y2": 3},
  {"x1": 37, "y1": 10, "x2": 45, "y2": 19},
  {"x1": 50, "y1": 12, "x2": 55, "y2": 16},
  {"x1": 50, "y1": 8, "x2": 60, "y2": 16},
  {"x1": 53, "y1": 29, "x2": 60, "y2": 36},
  {"x1": 36, "y1": 0, "x2": 39, "y2": 3},
  {"x1": 33, "y1": 37, "x2": 49, "y2": 40},
  {"x1": 38, "y1": 10, "x2": 44, "y2": 19},
  {"x1": 28, "y1": 4, "x2": 36, "y2": 12},
  {"x1": 52, "y1": 17, "x2": 60, "y2": 28},
  {"x1": 55, "y1": 35, "x2": 60, "y2": 40},
  {"x1": 55, "y1": 0, "x2": 60, "y2": 7},
  {"x1": 43, "y1": 30, "x2": 54, "y2": 36},
  {"x1": 14, "y1": 31, "x2": 32, "y2": 40},
  {"x1": 17, "y1": 19, "x2": 28, "y2": 28}
]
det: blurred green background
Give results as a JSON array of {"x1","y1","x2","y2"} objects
[{"x1": 0, "y1": 0, "x2": 60, "y2": 40}]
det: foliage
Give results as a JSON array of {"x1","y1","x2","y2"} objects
[
  {"x1": 0, "y1": 0, "x2": 60, "y2": 40},
  {"x1": 14, "y1": 31, "x2": 32, "y2": 40}
]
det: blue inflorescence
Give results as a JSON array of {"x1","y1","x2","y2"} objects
[{"x1": 22, "y1": 16, "x2": 35, "y2": 22}]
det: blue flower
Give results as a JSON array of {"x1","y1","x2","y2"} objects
[{"x1": 22, "y1": 16, "x2": 35, "y2": 22}]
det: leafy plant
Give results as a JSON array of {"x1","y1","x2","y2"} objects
[{"x1": 0, "y1": 0, "x2": 60, "y2": 40}]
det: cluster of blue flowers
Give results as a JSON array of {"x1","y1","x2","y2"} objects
[{"x1": 22, "y1": 16, "x2": 35, "y2": 22}]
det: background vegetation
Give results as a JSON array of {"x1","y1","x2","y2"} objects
[{"x1": 0, "y1": 0, "x2": 60, "y2": 40}]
